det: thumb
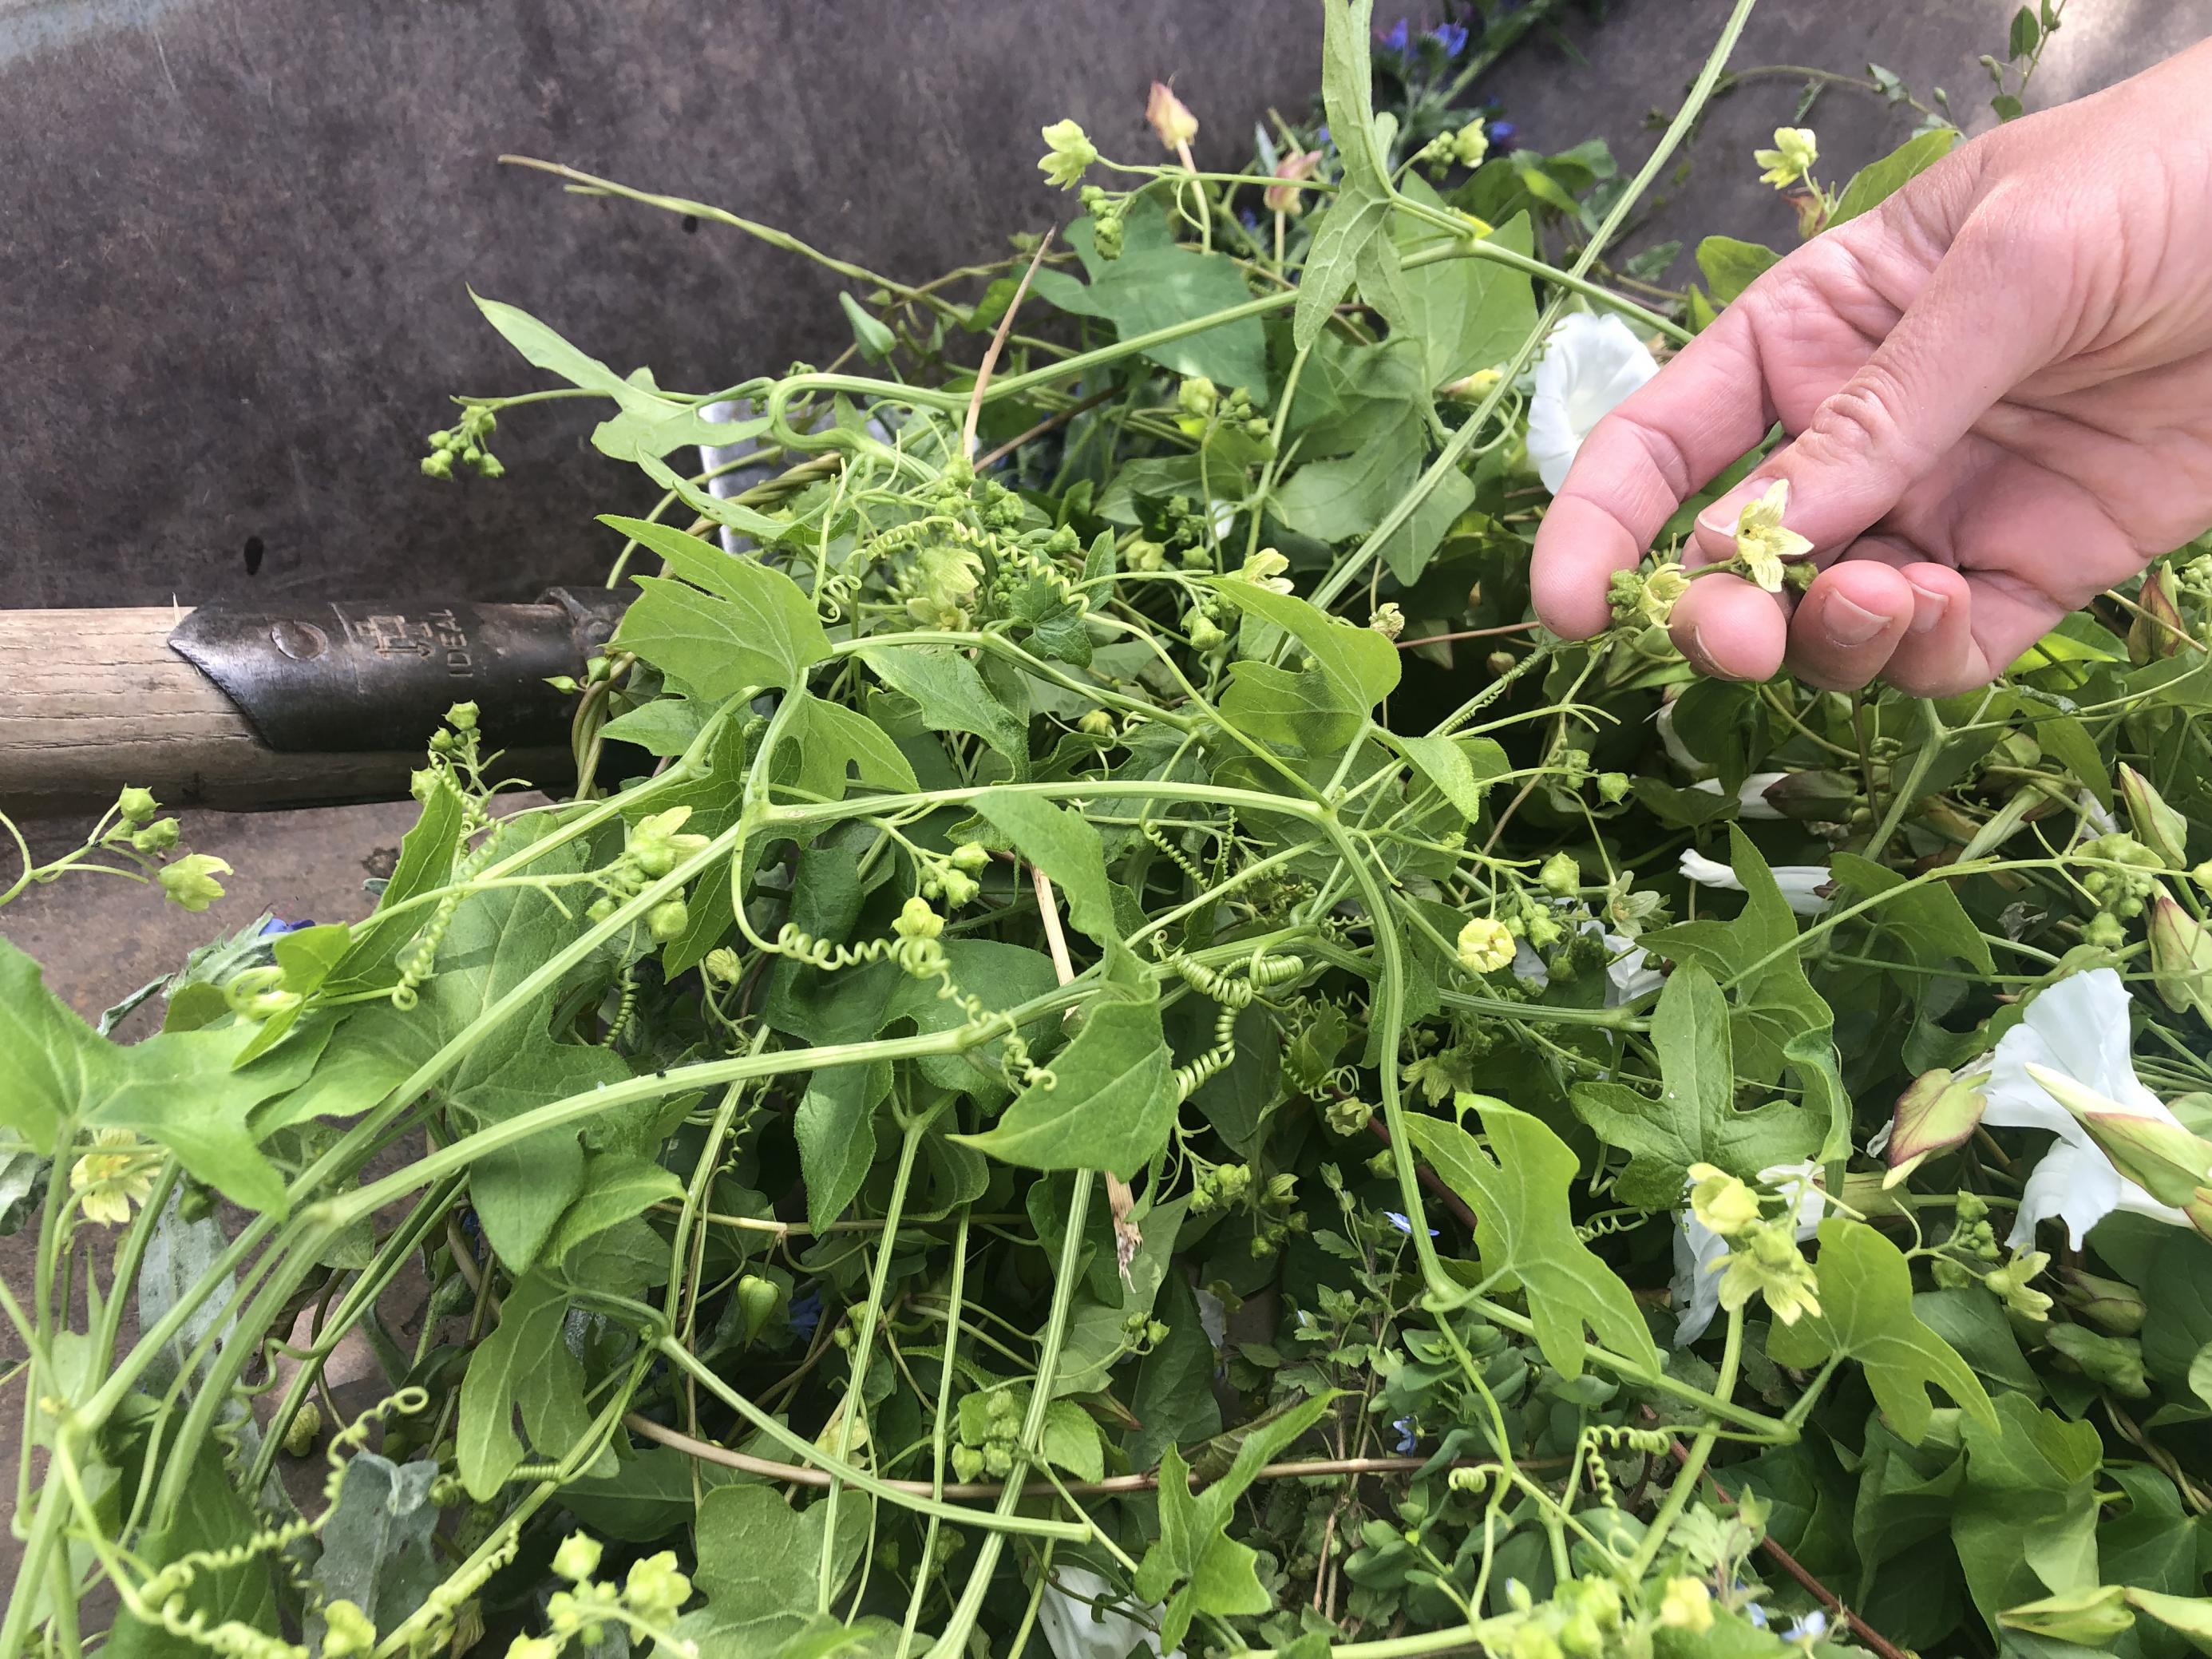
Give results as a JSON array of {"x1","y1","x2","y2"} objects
[{"x1": 1688, "y1": 232, "x2": 2038, "y2": 568}]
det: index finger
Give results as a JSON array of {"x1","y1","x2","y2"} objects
[{"x1": 1528, "y1": 302, "x2": 1777, "y2": 639}]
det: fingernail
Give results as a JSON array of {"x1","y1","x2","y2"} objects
[
  {"x1": 1825, "y1": 594, "x2": 1888, "y2": 647},
  {"x1": 1908, "y1": 582, "x2": 1949, "y2": 635},
  {"x1": 1695, "y1": 493, "x2": 1747, "y2": 540}
]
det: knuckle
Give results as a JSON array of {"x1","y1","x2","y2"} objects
[{"x1": 1798, "y1": 364, "x2": 1912, "y2": 469}]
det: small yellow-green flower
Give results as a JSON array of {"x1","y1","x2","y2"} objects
[
  {"x1": 1370, "y1": 602, "x2": 1406, "y2": 639},
  {"x1": 71, "y1": 1128, "x2": 153, "y2": 1226},
  {"x1": 1457, "y1": 916, "x2": 1516, "y2": 974},
  {"x1": 1984, "y1": 1249, "x2": 2055, "y2": 1320},
  {"x1": 553, "y1": 1532, "x2": 604, "y2": 1584},
  {"x1": 1715, "y1": 1217, "x2": 1823, "y2": 1325},
  {"x1": 158, "y1": 853, "x2": 231, "y2": 913},
  {"x1": 895, "y1": 896, "x2": 945, "y2": 943},
  {"x1": 1449, "y1": 119, "x2": 1490, "y2": 168},
  {"x1": 1754, "y1": 126, "x2": 1818, "y2": 189},
  {"x1": 1037, "y1": 120, "x2": 1098, "y2": 191},
  {"x1": 1732, "y1": 479, "x2": 1812, "y2": 592},
  {"x1": 1686, "y1": 1163, "x2": 1760, "y2": 1237},
  {"x1": 1640, "y1": 562, "x2": 1690, "y2": 627},
  {"x1": 1235, "y1": 548, "x2": 1296, "y2": 596},
  {"x1": 1657, "y1": 1577, "x2": 1714, "y2": 1634}
]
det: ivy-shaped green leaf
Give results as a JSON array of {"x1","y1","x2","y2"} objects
[
  {"x1": 1405, "y1": 1099, "x2": 1660, "y2": 1380},
  {"x1": 612, "y1": 518, "x2": 832, "y2": 703},
  {"x1": 1209, "y1": 576, "x2": 1401, "y2": 711}
]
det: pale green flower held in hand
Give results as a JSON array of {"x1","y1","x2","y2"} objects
[
  {"x1": 158, "y1": 853, "x2": 231, "y2": 913},
  {"x1": 1733, "y1": 478, "x2": 1813, "y2": 592},
  {"x1": 1754, "y1": 125, "x2": 1818, "y2": 188},
  {"x1": 1038, "y1": 120, "x2": 1098, "y2": 192}
]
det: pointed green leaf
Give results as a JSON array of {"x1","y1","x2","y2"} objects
[
  {"x1": 1571, "y1": 966, "x2": 1822, "y2": 1206},
  {"x1": 1767, "y1": 1219, "x2": 1996, "y2": 1442},
  {"x1": 857, "y1": 643, "x2": 1029, "y2": 768},
  {"x1": 971, "y1": 789, "x2": 1120, "y2": 946},
  {"x1": 1209, "y1": 577, "x2": 1401, "y2": 710},
  {"x1": 1394, "y1": 733, "x2": 1510, "y2": 823},
  {"x1": 955, "y1": 993, "x2": 1173, "y2": 1178}
]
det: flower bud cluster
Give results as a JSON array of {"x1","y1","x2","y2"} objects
[
  {"x1": 423, "y1": 405, "x2": 503, "y2": 481},
  {"x1": 587, "y1": 806, "x2": 712, "y2": 940}
]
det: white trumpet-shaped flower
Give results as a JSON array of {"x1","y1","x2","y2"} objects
[
  {"x1": 1039, "y1": 1566, "x2": 1173, "y2": 1659},
  {"x1": 1673, "y1": 1161, "x2": 1824, "y2": 1346},
  {"x1": 1679, "y1": 849, "x2": 1831, "y2": 916},
  {"x1": 1525, "y1": 313, "x2": 1660, "y2": 494},
  {"x1": 1692, "y1": 771, "x2": 1789, "y2": 820},
  {"x1": 1984, "y1": 968, "x2": 2190, "y2": 1249}
]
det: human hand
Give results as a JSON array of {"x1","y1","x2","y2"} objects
[{"x1": 1529, "y1": 41, "x2": 2212, "y2": 694}]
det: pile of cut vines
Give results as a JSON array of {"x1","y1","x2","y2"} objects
[{"x1": 16, "y1": 2, "x2": 2212, "y2": 1656}]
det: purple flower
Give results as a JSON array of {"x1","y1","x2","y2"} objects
[
  {"x1": 1486, "y1": 120, "x2": 1517, "y2": 147},
  {"x1": 1780, "y1": 1612, "x2": 1828, "y2": 1645},
  {"x1": 1383, "y1": 1210, "x2": 1439, "y2": 1238},
  {"x1": 1379, "y1": 17, "x2": 1411, "y2": 52},
  {"x1": 259, "y1": 917, "x2": 312, "y2": 935},
  {"x1": 788, "y1": 1285, "x2": 823, "y2": 1341},
  {"x1": 1430, "y1": 22, "x2": 1468, "y2": 55},
  {"x1": 1392, "y1": 1415, "x2": 1419, "y2": 1454},
  {"x1": 1240, "y1": 208, "x2": 1260, "y2": 233},
  {"x1": 1316, "y1": 124, "x2": 1332, "y2": 148}
]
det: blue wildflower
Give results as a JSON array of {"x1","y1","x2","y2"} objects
[
  {"x1": 788, "y1": 1285, "x2": 823, "y2": 1341},
  {"x1": 1379, "y1": 18, "x2": 1411, "y2": 52},
  {"x1": 1382, "y1": 1210, "x2": 1439, "y2": 1238},
  {"x1": 259, "y1": 917, "x2": 312, "y2": 935},
  {"x1": 1744, "y1": 1604, "x2": 1768, "y2": 1629},
  {"x1": 1316, "y1": 125, "x2": 1332, "y2": 148},
  {"x1": 1780, "y1": 1611, "x2": 1828, "y2": 1645},
  {"x1": 1487, "y1": 120, "x2": 1517, "y2": 147},
  {"x1": 1430, "y1": 22, "x2": 1469, "y2": 55},
  {"x1": 1240, "y1": 208, "x2": 1260, "y2": 233},
  {"x1": 1392, "y1": 1415, "x2": 1419, "y2": 1454}
]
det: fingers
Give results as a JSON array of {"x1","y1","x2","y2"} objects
[
  {"x1": 1688, "y1": 230, "x2": 2046, "y2": 569},
  {"x1": 1878, "y1": 562, "x2": 1996, "y2": 696},
  {"x1": 1529, "y1": 304, "x2": 1775, "y2": 639},
  {"x1": 1668, "y1": 572, "x2": 1790, "y2": 681}
]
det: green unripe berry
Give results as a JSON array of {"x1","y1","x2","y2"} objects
[{"x1": 117, "y1": 786, "x2": 159, "y2": 824}]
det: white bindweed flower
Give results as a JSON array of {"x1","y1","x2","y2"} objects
[
  {"x1": 1679, "y1": 849, "x2": 1831, "y2": 916},
  {"x1": 1654, "y1": 697, "x2": 1708, "y2": 778},
  {"x1": 1605, "y1": 940, "x2": 1664, "y2": 1006},
  {"x1": 1984, "y1": 968, "x2": 2190, "y2": 1249},
  {"x1": 1673, "y1": 1161, "x2": 1823, "y2": 1346},
  {"x1": 1039, "y1": 1566, "x2": 1173, "y2": 1659},
  {"x1": 1525, "y1": 313, "x2": 1660, "y2": 494},
  {"x1": 1692, "y1": 772, "x2": 1788, "y2": 820}
]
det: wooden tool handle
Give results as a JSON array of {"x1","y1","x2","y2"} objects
[{"x1": 0, "y1": 608, "x2": 565, "y2": 813}]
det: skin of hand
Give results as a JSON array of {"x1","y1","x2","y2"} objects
[{"x1": 1529, "y1": 40, "x2": 2212, "y2": 694}]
